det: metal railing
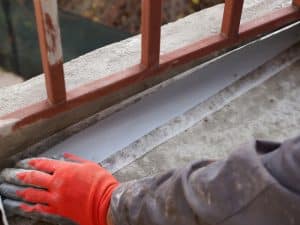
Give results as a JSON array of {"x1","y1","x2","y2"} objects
[{"x1": 1, "y1": 0, "x2": 300, "y2": 130}]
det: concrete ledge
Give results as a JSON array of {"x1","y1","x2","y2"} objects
[
  {"x1": 5, "y1": 39, "x2": 300, "y2": 170},
  {"x1": 7, "y1": 32, "x2": 300, "y2": 225},
  {"x1": 0, "y1": 0, "x2": 296, "y2": 164}
]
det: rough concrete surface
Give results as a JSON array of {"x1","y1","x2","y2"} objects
[
  {"x1": 0, "y1": 0, "x2": 292, "y2": 116},
  {"x1": 114, "y1": 60, "x2": 300, "y2": 182}
]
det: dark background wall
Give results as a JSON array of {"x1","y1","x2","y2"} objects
[{"x1": 0, "y1": 0, "x2": 131, "y2": 79}]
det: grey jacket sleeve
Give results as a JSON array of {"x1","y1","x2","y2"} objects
[{"x1": 110, "y1": 136, "x2": 300, "y2": 225}]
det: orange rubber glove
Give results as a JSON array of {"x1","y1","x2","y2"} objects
[{"x1": 0, "y1": 153, "x2": 119, "y2": 225}]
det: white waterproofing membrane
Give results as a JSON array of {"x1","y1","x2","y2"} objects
[{"x1": 43, "y1": 23, "x2": 300, "y2": 164}]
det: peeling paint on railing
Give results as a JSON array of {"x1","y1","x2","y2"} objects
[
  {"x1": 34, "y1": 0, "x2": 66, "y2": 104},
  {"x1": 39, "y1": 0, "x2": 63, "y2": 66}
]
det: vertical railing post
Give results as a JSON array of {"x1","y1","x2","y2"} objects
[
  {"x1": 141, "y1": 0, "x2": 162, "y2": 68},
  {"x1": 34, "y1": 0, "x2": 66, "y2": 104},
  {"x1": 221, "y1": 0, "x2": 244, "y2": 38}
]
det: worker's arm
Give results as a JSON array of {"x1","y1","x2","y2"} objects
[
  {"x1": 108, "y1": 136, "x2": 300, "y2": 225},
  {"x1": 1, "y1": 136, "x2": 300, "y2": 225}
]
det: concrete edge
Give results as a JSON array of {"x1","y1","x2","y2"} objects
[{"x1": 7, "y1": 42, "x2": 300, "y2": 171}]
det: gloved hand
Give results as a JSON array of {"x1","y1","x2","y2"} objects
[{"x1": 0, "y1": 153, "x2": 119, "y2": 225}]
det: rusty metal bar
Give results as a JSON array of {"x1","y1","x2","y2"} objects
[
  {"x1": 141, "y1": 0, "x2": 162, "y2": 68},
  {"x1": 221, "y1": 0, "x2": 244, "y2": 38},
  {"x1": 34, "y1": 0, "x2": 66, "y2": 104}
]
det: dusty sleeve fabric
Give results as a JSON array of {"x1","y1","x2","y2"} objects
[{"x1": 110, "y1": 136, "x2": 300, "y2": 225}]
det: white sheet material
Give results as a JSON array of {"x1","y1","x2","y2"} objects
[
  {"x1": 43, "y1": 23, "x2": 300, "y2": 163},
  {"x1": 0, "y1": 196, "x2": 9, "y2": 225}
]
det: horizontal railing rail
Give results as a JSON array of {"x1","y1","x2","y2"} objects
[{"x1": 1, "y1": 0, "x2": 300, "y2": 130}]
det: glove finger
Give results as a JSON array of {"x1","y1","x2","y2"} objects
[
  {"x1": 18, "y1": 170, "x2": 52, "y2": 189},
  {"x1": 0, "y1": 169, "x2": 51, "y2": 189},
  {"x1": 17, "y1": 187, "x2": 52, "y2": 205},
  {"x1": 4, "y1": 199, "x2": 77, "y2": 225},
  {"x1": 0, "y1": 183, "x2": 51, "y2": 207},
  {"x1": 17, "y1": 158, "x2": 63, "y2": 174},
  {"x1": 63, "y1": 153, "x2": 91, "y2": 164},
  {"x1": 0, "y1": 183, "x2": 26, "y2": 201},
  {"x1": 0, "y1": 169, "x2": 35, "y2": 187}
]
